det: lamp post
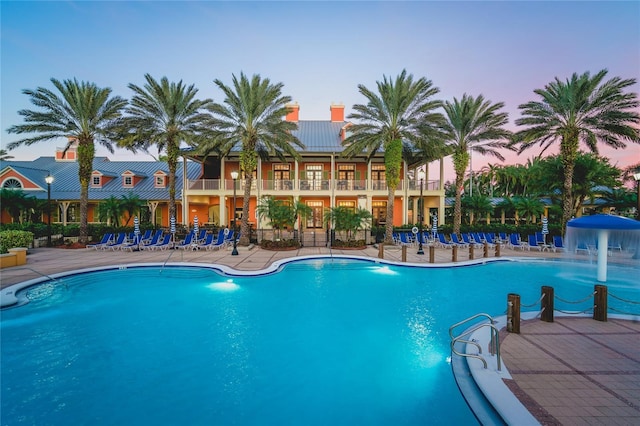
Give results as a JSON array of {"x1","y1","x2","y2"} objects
[
  {"x1": 417, "y1": 173, "x2": 424, "y2": 255},
  {"x1": 634, "y1": 172, "x2": 640, "y2": 220},
  {"x1": 45, "y1": 174, "x2": 54, "y2": 246},
  {"x1": 231, "y1": 171, "x2": 239, "y2": 255}
]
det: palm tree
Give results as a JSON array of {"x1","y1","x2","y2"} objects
[
  {"x1": 514, "y1": 196, "x2": 545, "y2": 224},
  {"x1": 120, "y1": 192, "x2": 147, "y2": 226},
  {"x1": 441, "y1": 94, "x2": 512, "y2": 234},
  {"x1": 98, "y1": 196, "x2": 124, "y2": 226},
  {"x1": 461, "y1": 194, "x2": 494, "y2": 225},
  {"x1": 117, "y1": 74, "x2": 215, "y2": 224},
  {"x1": 342, "y1": 69, "x2": 444, "y2": 244},
  {"x1": 6, "y1": 78, "x2": 127, "y2": 243},
  {"x1": 513, "y1": 69, "x2": 640, "y2": 233},
  {"x1": 0, "y1": 149, "x2": 14, "y2": 161},
  {"x1": 202, "y1": 72, "x2": 303, "y2": 246},
  {"x1": 324, "y1": 206, "x2": 373, "y2": 243}
]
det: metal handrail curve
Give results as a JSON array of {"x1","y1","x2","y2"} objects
[{"x1": 449, "y1": 313, "x2": 501, "y2": 371}]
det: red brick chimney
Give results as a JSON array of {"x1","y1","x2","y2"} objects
[
  {"x1": 285, "y1": 102, "x2": 299, "y2": 122},
  {"x1": 330, "y1": 103, "x2": 345, "y2": 122}
]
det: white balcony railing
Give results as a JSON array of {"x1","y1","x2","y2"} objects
[{"x1": 186, "y1": 178, "x2": 442, "y2": 192}]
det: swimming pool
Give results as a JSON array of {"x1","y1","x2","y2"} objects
[{"x1": 1, "y1": 258, "x2": 638, "y2": 425}]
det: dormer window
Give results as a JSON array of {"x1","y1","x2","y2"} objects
[
  {"x1": 124, "y1": 176, "x2": 133, "y2": 187},
  {"x1": 153, "y1": 171, "x2": 167, "y2": 188},
  {"x1": 91, "y1": 176, "x2": 102, "y2": 188},
  {"x1": 2, "y1": 178, "x2": 22, "y2": 189}
]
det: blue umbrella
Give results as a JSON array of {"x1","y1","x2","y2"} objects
[
  {"x1": 193, "y1": 215, "x2": 199, "y2": 243},
  {"x1": 170, "y1": 216, "x2": 176, "y2": 243},
  {"x1": 431, "y1": 213, "x2": 438, "y2": 239},
  {"x1": 541, "y1": 216, "x2": 549, "y2": 244}
]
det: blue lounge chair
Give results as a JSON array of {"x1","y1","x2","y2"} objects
[
  {"x1": 175, "y1": 232, "x2": 195, "y2": 250},
  {"x1": 86, "y1": 233, "x2": 113, "y2": 250},
  {"x1": 121, "y1": 235, "x2": 144, "y2": 252},
  {"x1": 437, "y1": 233, "x2": 453, "y2": 249},
  {"x1": 552, "y1": 236, "x2": 565, "y2": 252},
  {"x1": 144, "y1": 233, "x2": 172, "y2": 251},
  {"x1": 140, "y1": 229, "x2": 153, "y2": 243},
  {"x1": 450, "y1": 233, "x2": 468, "y2": 248},
  {"x1": 103, "y1": 233, "x2": 127, "y2": 250},
  {"x1": 527, "y1": 235, "x2": 542, "y2": 251},
  {"x1": 196, "y1": 229, "x2": 207, "y2": 243},
  {"x1": 498, "y1": 232, "x2": 508, "y2": 243},
  {"x1": 206, "y1": 229, "x2": 227, "y2": 251},
  {"x1": 484, "y1": 233, "x2": 497, "y2": 248},
  {"x1": 509, "y1": 234, "x2": 528, "y2": 251},
  {"x1": 195, "y1": 233, "x2": 215, "y2": 250},
  {"x1": 461, "y1": 233, "x2": 481, "y2": 248},
  {"x1": 398, "y1": 232, "x2": 414, "y2": 246},
  {"x1": 224, "y1": 230, "x2": 235, "y2": 246},
  {"x1": 139, "y1": 231, "x2": 163, "y2": 250}
]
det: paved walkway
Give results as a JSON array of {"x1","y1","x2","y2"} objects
[
  {"x1": 501, "y1": 318, "x2": 640, "y2": 425},
  {"x1": 2, "y1": 244, "x2": 639, "y2": 425}
]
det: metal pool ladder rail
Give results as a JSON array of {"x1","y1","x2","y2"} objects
[{"x1": 449, "y1": 313, "x2": 501, "y2": 371}]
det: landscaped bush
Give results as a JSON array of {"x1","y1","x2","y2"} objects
[
  {"x1": 0, "y1": 230, "x2": 34, "y2": 254},
  {"x1": 333, "y1": 239, "x2": 366, "y2": 248},
  {"x1": 260, "y1": 239, "x2": 300, "y2": 250}
]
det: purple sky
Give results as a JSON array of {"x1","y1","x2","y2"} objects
[{"x1": 2, "y1": 1, "x2": 638, "y2": 182}]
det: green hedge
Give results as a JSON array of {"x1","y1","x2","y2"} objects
[{"x1": 0, "y1": 230, "x2": 34, "y2": 254}]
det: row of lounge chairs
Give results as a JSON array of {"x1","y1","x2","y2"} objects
[
  {"x1": 395, "y1": 231, "x2": 567, "y2": 253},
  {"x1": 86, "y1": 229, "x2": 236, "y2": 251}
]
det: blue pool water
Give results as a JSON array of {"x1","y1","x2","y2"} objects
[{"x1": 1, "y1": 258, "x2": 638, "y2": 425}]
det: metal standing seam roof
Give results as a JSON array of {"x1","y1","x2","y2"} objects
[{"x1": 1, "y1": 157, "x2": 201, "y2": 201}]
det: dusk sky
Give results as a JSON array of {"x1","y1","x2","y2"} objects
[{"x1": 2, "y1": 1, "x2": 639, "y2": 182}]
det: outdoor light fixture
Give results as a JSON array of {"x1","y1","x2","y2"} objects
[
  {"x1": 45, "y1": 174, "x2": 54, "y2": 246},
  {"x1": 634, "y1": 172, "x2": 640, "y2": 220},
  {"x1": 417, "y1": 172, "x2": 425, "y2": 255},
  {"x1": 231, "y1": 171, "x2": 239, "y2": 256}
]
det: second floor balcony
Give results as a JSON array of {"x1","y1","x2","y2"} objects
[{"x1": 187, "y1": 178, "x2": 442, "y2": 194}]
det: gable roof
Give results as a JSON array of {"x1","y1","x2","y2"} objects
[{"x1": 0, "y1": 157, "x2": 200, "y2": 201}]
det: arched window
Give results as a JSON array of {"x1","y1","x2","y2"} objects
[{"x1": 2, "y1": 178, "x2": 22, "y2": 189}]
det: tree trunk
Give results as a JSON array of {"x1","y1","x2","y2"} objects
[
  {"x1": 167, "y1": 139, "x2": 179, "y2": 224},
  {"x1": 560, "y1": 135, "x2": 578, "y2": 235},
  {"x1": 384, "y1": 186, "x2": 395, "y2": 244},
  {"x1": 76, "y1": 139, "x2": 95, "y2": 244},
  {"x1": 453, "y1": 170, "x2": 464, "y2": 235},
  {"x1": 239, "y1": 175, "x2": 252, "y2": 246}
]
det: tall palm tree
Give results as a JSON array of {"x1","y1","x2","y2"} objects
[
  {"x1": 342, "y1": 69, "x2": 444, "y2": 244},
  {"x1": 201, "y1": 72, "x2": 303, "y2": 246},
  {"x1": 0, "y1": 149, "x2": 14, "y2": 161},
  {"x1": 6, "y1": 78, "x2": 127, "y2": 243},
  {"x1": 117, "y1": 74, "x2": 215, "y2": 223},
  {"x1": 441, "y1": 94, "x2": 512, "y2": 234},
  {"x1": 513, "y1": 69, "x2": 639, "y2": 233}
]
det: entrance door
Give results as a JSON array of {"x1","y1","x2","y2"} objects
[
  {"x1": 372, "y1": 201, "x2": 387, "y2": 226},
  {"x1": 306, "y1": 201, "x2": 324, "y2": 228}
]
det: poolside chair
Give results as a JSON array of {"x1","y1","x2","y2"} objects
[
  {"x1": 120, "y1": 235, "x2": 144, "y2": 252},
  {"x1": 535, "y1": 231, "x2": 546, "y2": 245},
  {"x1": 207, "y1": 229, "x2": 227, "y2": 251},
  {"x1": 527, "y1": 235, "x2": 542, "y2": 251},
  {"x1": 450, "y1": 233, "x2": 468, "y2": 248},
  {"x1": 140, "y1": 229, "x2": 153, "y2": 243},
  {"x1": 144, "y1": 233, "x2": 172, "y2": 251},
  {"x1": 175, "y1": 232, "x2": 195, "y2": 250},
  {"x1": 139, "y1": 231, "x2": 164, "y2": 250},
  {"x1": 498, "y1": 232, "x2": 508, "y2": 243},
  {"x1": 196, "y1": 229, "x2": 207, "y2": 243},
  {"x1": 484, "y1": 233, "x2": 497, "y2": 248},
  {"x1": 102, "y1": 233, "x2": 127, "y2": 250},
  {"x1": 509, "y1": 233, "x2": 528, "y2": 251},
  {"x1": 86, "y1": 233, "x2": 113, "y2": 250},
  {"x1": 552, "y1": 236, "x2": 565, "y2": 252},
  {"x1": 437, "y1": 233, "x2": 454, "y2": 249},
  {"x1": 398, "y1": 232, "x2": 414, "y2": 246},
  {"x1": 461, "y1": 233, "x2": 481, "y2": 248},
  {"x1": 224, "y1": 230, "x2": 235, "y2": 246},
  {"x1": 575, "y1": 242, "x2": 592, "y2": 255},
  {"x1": 195, "y1": 233, "x2": 215, "y2": 250}
]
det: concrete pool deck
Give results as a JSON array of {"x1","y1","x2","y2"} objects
[{"x1": 1, "y1": 245, "x2": 638, "y2": 425}]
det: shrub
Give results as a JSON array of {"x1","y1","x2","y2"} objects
[
  {"x1": 0, "y1": 230, "x2": 34, "y2": 254},
  {"x1": 260, "y1": 239, "x2": 300, "y2": 250}
]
